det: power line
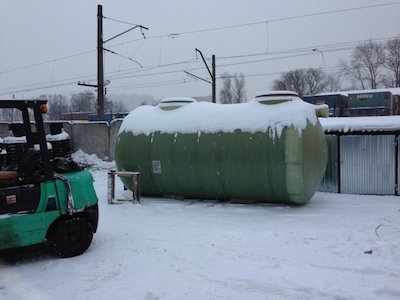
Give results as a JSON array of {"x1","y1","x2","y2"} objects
[
  {"x1": 106, "y1": 50, "x2": 345, "y2": 82},
  {"x1": 265, "y1": 2, "x2": 400, "y2": 24},
  {"x1": 96, "y1": 36, "x2": 398, "y2": 83},
  {"x1": 0, "y1": 71, "x2": 97, "y2": 92},
  {"x1": 108, "y1": 78, "x2": 197, "y2": 92},
  {"x1": 0, "y1": 81, "x2": 79, "y2": 96},
  {"x1": 217, "y1": 66, "x2": 340, "y2": 80},
  {"x1": 103, "y1": 16, "x2": 138, "y2": 27},
  {"x1": 0, "y1": 50, "x2": 95, "y2": 74},
  {"x1": 103, "y1": 48, "x2": 143, "y2": 67},
  {"x1": 104, "y1": 43, "x2": 348, "y2": 80},
  {"x1": 2, "y1": 2, "x2": 399, "y2": 75},
  {"x1": 113, "y1": 2, "x2": 400, "y2": 46},
  {"x1": 1, "y1": 35, "x2": 393, "y2": 93},
  {"x1": 104, "y1": 66, "x2": 344, "y2": 92},
  {"x1": 0, "y1": 35, "x2": 397, "y2": 96},
  {"x1": 216, "y1": 36, "x2": 397, "y2": 60}
]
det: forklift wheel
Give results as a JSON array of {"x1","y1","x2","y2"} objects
[{"x1": 50, "y1": 216, "x2": 94, "y2": 258}]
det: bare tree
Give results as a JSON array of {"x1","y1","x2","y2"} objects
[
  {"x1": 304, "y1": 68, "x2": 328, "y2": 95},
  {"x1": 219, "y1": 72, "x2": 247, "y2": 104},
  {"x1": 113, "y1": 100, "x2": 128, "y2": 112},
  {"x1": 41, "y1": 94, "x2": 70, "y2": 120},
  {"x1": 105, "y1": 98, "x2": 113, "y2": 114},
  {"x1": 384, "y1": 37, "x2": 400, "y2": 87},
  {"x1": 233, "y1": 74, "x2": 247, "y2": 103},
  {"x1": 341, "y1": 40, "x2": 386, "y2": 89},
  {"x1": 219, "y1": 72, "x2": 233, "y2": 104},
  {"x1": 325, "y1": 72, "x2": 343, "y2": 92},
  {"x1": 272, "y1": 68, "x2": 327, "y2": 97},
  {"x1": 70, "y1": 91, "x2": 96, "y2": 112},
  {"x1": 272, "y1": 69, "x2": 305, "y2": 96},
  {"x1": 105, "y1": 98, "x2": 128, "y2": 113},
  {"x1": 1, "y1": 109, "x2": 20, "y2": 122}
]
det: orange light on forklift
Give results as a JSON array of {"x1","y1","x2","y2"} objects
[{"x1": 40, "y1": 104, "x2": 48, "y2": 113}]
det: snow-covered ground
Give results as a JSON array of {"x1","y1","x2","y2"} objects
[{"x1": 1, "y1": 154, "x2": 400, "y2": 300}]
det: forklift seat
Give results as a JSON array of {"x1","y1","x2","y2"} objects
[
  {"x1": 0, "y1": 170, "x2": 18, "y2": 181},
  {"x1": 17, "y1": 148, "x2": 44, "y2": 182}
]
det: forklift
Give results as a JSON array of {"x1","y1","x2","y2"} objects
[{"x1": 0, "y1": 99, "x2": 98, "y2": 258}]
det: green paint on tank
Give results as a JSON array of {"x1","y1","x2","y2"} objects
[{"x1": 116, "y1": 120, "x2": 327, "y2": 205}]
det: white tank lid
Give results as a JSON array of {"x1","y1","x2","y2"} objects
[
  {"x1": 158, "y1": 97, "x2": 197, "y2": 110},
  {"x1": 255, "y1": 90, "x2": 299, "y2": 98},
  {"x1": 253, "y1": 90, "x2": 299, "y2": 104}
]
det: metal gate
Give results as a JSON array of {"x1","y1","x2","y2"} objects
[
  {"x1": 340, "y1": 135, "x2": 396, "y2": 195},
  {"x1": 318, "y1": 135, "x2": 339, "y2": 193}
]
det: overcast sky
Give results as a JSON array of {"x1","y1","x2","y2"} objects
[{"x1": 0, "y1": 0, "x2": 399, "y2": 103}]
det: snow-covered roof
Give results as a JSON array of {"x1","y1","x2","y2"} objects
[
  {"x1": 119, "y1": 95, "x2": 325, "y2": 138},
  {"x1": 320, "y1": 116, "x2": 400, "y2": 133},
  {"x1": 318, "y1": 88, "x2": 400, "y2": 97}
]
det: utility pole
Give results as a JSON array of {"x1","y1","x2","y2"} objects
[
  {"x1": 193, "y1": 49, "x2": 216, "y2": 103},
  {"x1": 212, "y1": 55, "x2": 216, "y2": 103},
  {"x1": 97, "y1": 4, "x2": 105, "y2": 121},
  {"x1": 78, "y1": 5, "x2": 148, "y2": 121}
]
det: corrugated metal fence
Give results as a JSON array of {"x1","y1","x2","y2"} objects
[{"x1": 318, "y1": 132, "x2": 399, "y2": 195}]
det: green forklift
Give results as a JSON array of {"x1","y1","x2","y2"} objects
[{"x1": 0, "y1": 99, "x2": 98, "y2": 258}]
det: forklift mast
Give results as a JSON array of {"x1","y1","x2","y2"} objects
[{"x1": 0, "y1": 99, "x2": 52, "y2": 180}]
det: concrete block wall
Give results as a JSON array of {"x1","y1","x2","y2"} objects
[
  {"x1": 63, "y1": 121, "x2": 123, "y2": 160},
  {"x1": 63, "y1": 122, "x2": 110, "y2": 159},
  {"x1": 0, "y1": 121, "x2": 117, "y2": 161}
]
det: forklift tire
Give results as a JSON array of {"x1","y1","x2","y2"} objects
[{"x1": 49, "y1": 216, "x2": 94, "y2": 258}]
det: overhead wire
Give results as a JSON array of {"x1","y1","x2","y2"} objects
[
  {"x1": 108, "y1": 2, "x2": 400, "y2": 47},
  {"x1": 0, "y1": 37, "x2": 390, "y2": 96},
  {"x1": 103, "y1": 16, "x2": 138, "y2": 27},
  {"x1": 1, "y1": 34, "x2": 393, "y2": 94},
  {"x1": 2, "y1": 1, "x2": 399, "y2": 75},
  {"x1": 1, "y1": 2, "x2": 399, "y2": 95},
  {"x1": 0, "y1": 50, "x2": 95, "y2": 74},
  {"x1": 105, "y1": 66, "x2": 343, "y2": 92},
  {"x1": 108, "y1": 78, "x2": 198, "y2": 92}
]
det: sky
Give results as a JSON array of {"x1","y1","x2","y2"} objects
[{"x1": 0, "y1": 0, "x2": 399, "y2": 105}]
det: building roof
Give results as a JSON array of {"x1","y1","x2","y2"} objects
[
  {"x1": 318, "y1": 88, "x2": 400, "y2": 97},
  {"x1": 320, "y1": 115, "x2": 400, "y2": 133}
]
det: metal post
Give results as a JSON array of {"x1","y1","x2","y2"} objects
[
  {"x1": 132, "y1": 174, "x2": 140, "y2": 203},
  {"x1": 195, "y1": 49, "x2": 216, "y2": 103},
  {"x1": 137, "y1": 173, "x2": 141, "y2": 202},
  {"x1": 97, "y1": 4, "x2": 105, "y2": 121},
  {"x1": 337, "y1": 134, "x2": 341, "y2": 194},
  {"x1": 107, "y1": 170, "x2": 114, "y2": 204},
  {"x1": 212, "y1": 55, "x2": 216, "y2": 103}
]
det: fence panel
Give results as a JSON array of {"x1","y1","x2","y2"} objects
[
  {"x1": 340, "y1": 135, "x2": 396, "y2": 195},
  {"x1": 318, "y1": 135, "x2": 339, "y2": 193}
]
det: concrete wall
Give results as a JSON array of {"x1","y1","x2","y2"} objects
[
  {"x1": 0, "y1": 121, "x2": 113, "y2": 160},
  {"x1": 61, "y1": 121, "x2": 122, "y2": 160},
  {"x1": 63, "y1": 122, "x2": 110, "y2": 159}
]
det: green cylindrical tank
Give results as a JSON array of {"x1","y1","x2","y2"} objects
[{"x1": 116, "y1": 92, "x2": 328, "y2": 204}]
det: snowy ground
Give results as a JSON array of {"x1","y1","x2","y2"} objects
[{"x1": 1, "y1": 155, "x2": 400, "y2": 300}]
